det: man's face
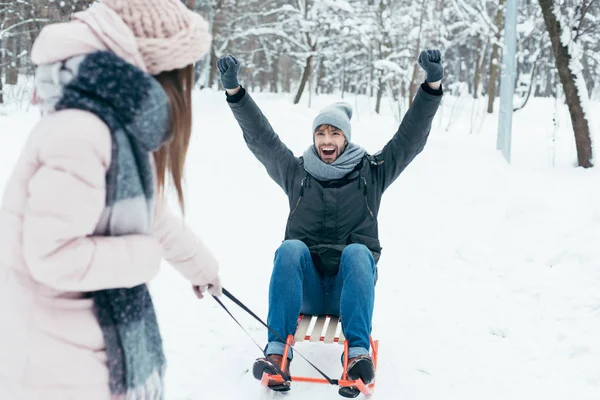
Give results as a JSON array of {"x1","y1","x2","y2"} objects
[{"x1": 314, "y1": 124, "x2": 348, "y2": 164}]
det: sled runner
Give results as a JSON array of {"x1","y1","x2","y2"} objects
[{"x1": 258, "y1": 314, "x2": 378, "y2": 398}]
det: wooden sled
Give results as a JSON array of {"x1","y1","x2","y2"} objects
[{"x1": 260, "y1": 314, "x2": 378, "y2": 397}]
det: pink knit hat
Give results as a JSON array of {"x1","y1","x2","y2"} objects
[{"x1": 100, "y1": 0, "x2": 212, "y2": 75}]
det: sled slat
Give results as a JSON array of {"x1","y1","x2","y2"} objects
[
  {"x1": 295, "y1": 315, "x2": 312, "y2": 342},
  {"x1": 324, "y1": 316, "x2": 339, "y2": 344},
  {"x1": 310, "y1": 316, "x2": 327, "y2": 342},
  {"x1": 338, "y1": 326, "x2": 346, "y2": 344}
]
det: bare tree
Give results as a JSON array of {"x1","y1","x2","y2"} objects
[
  {"x1": 0, "y1": 0, "x2": 95, "y2": 104},
  {"x1": 487, "y1": 0, "x2": 505, "y2": 113},
  {"x1": 408, "y1": 0, "x2": 427, "y2": 107},
  {"x1": 0, "y1": 0, "x2": 598, "y2": 148},
  {"x1": 538, "y1": 0, "x2": 595, "y2": 168}
]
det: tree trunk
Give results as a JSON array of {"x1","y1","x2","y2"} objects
[
  {"x1": 473, "y1": 38, "x2": 483, "y2": 98},
  {"x1": 473, "y1": 38, "x2": 490, "y2": 99},
  {"x1": 308, "y1": 68, "x2": 313, "y2": 108},
  {"x1": 207, "y1": 45, "x2": 218, "y2": 89},
  {"x1": 206, "y1": 1, "x2": 224, "y2": 89},
  {"x1": 293, "y1": 55, "x2": 313, "y2": 104},
  {"x1": 0, "y1": 65, "x2": 4, "y2": 104},
  {"x1": 408, "y1": 61, "x2": 420, "y2": 108},
  {"x1": 280, "y1": 55, "x2": 292, "y2": 93},
  {"x1": 375, "y1": 77, "x2": 383, "y2": 114},
  {"x1": 539, "y1": 0, "x2": 593, "y2": 167},
  {"x1": 3, "y1": 10, "x2": 17, "y2": 86},
  {"x1": 514, "y1": 55, "x2": 540, "y2": 112},
  {"x1": 6, "y1": 36, "x2": 18, "y2": 85},
  {"x1": 270, "y1": 56, "x2": 279, "y2": 93},
  {"x1": 0, "y1": 1, "x2": 3, "y2": 103},
  {"x1": 341, "y1": 56, "x2": 346, "y2": 99},
  {"x1": 283, "y1": 66, "x2": 291, "y2": 93},
  {"x1": 369, "y1": 46, "x2": 374, "y2": 98},
  {"x1": 0, "y1": 36, "x2": 3, "y2": 104},
  {"x1": 408, "y1": 0, "x2": 426, "y2": 107},
  {"x1": 283, "y1": 75, "x2": 290, "y2": 92},
  {"x1": 487, "y1": 0, "x2": 505, "y2": 113}
]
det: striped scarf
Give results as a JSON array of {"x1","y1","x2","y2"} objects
[{"x1": 35, "y1": 50, "x2": 170, "y2": 399}]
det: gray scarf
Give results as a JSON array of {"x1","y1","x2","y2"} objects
[{"x1": 302, "y1": 142, "x2": 366, "y2": 181}]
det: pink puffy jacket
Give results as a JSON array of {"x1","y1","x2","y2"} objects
[{"x1": 0, "y1": 109, "x2": 219, "y2": 399}]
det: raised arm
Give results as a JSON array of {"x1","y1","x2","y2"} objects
[
  {"x1": 377, "y1": 50, "x2": 444, "y2": 191},
  {"x1": 217, "y1": 55, "x2": 300, "y2": 194}
]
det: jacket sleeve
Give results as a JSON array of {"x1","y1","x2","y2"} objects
[
  {"x1": 227, "y1": 88, "x2": 300, "y2": 194},
  {"x1": 22, "y1": 110, "x2": 162, "y2": 292},
  {"x1": 151, "y1": 197, "x2": 219, "y2": 286},
  {"x1": 377, "y1": 83, "x2": 443, "y2": 191}
]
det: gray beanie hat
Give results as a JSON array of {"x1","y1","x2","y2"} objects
[{"x1": 312, "y1": 102, "x2": 353, "y2": 142}]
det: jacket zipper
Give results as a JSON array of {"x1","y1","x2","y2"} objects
[
  {"x1": 289, "y1": 177, "x2": 306, "y2": 218},
  {"x1": 289, "y1": 197, "x2": 303, "y2": 218},
  {"x1": 365, "y1": 198, "x2": 375, "y2": 220},
  {"x1": 361, "y1": 177, "x2": 375, "y2": 220}
]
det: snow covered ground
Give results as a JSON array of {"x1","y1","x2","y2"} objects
[{"x1": 1, "y1": 89, "x2": 599, "y2": 400}]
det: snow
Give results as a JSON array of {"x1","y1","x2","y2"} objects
[
  {"x1": 314, "y1": 0, "x2": 354, "y2": 14},
  {"x1": 373, "y1": 60, "x2": 404, "y2": 74},
  {"x1": 517, "y1": 19, "x2": 536, "y2": 35},
  {"x1": 1, "y1": 89, "x2": 600, "y2": 399}
]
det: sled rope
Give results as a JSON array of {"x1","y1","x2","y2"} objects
[
  {"x1": 213, "y1": 288, "x2": 338, "y2": 385},
  {"x1": 211, "y1": 294, "x2": 290, "y2": 382}
]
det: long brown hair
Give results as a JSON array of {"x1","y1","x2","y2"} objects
[{"x1": 153, "y1": 64, "x2": 194, "y2": 213}]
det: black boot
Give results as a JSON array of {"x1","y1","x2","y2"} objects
[
  {"x1": 338, "y1": 354, "x2": 375, "y2": 398},
  {"x1": 252, "y1": 354, "x2": 291, "y2": 392},
  {"x1": 346, "y1": 354, "x2": 375, "y2": 384}
]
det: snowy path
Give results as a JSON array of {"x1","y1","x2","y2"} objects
[{"x1": 1, "y1": 90, "x2": 599, "y2": 399}]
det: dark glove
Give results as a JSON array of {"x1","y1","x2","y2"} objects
[
  {"x1": 418, "y1": 49, "x2": 443, "y2": 83},
  {"x1": 216, "y1": 55, "x2": 240, "y2": 89}
]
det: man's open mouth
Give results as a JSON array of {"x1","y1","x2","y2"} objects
[{"x1": 321, "y1": 146, "x2": 336, "y2": 156}]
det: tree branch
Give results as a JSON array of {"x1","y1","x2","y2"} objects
[
  {"x1": 0, "y1": 50, "x2": 28, "y2": 68},
  {"x1": 574, "y1": 0, "x2": 599, "y2": 41},
  {"x1": 0, "y1": 18, "x2": 48, "y2": 39}
]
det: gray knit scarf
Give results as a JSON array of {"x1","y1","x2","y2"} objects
[
  {"x1": 36, "y1": 51, "x2": 170, "y2": 399},
  {"x1": 302, "y1": 142, "x2": 366, "y2": 181}
]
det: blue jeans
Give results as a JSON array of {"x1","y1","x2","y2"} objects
[{"x1": 265, "y1": 240, "x2": 376, "y2": 360}]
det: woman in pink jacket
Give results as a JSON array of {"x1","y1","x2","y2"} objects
[{"x1": 0, "y1": 1, "x2": 220, "y2": 399}]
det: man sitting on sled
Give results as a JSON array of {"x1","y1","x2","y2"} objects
[{"x1": 218, "y1": 50, "x2": 444, "y2": 392}]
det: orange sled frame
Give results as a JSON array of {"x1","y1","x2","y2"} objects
[{"x1": 260, "y1": 314, "x2": 379, "y2": 396}]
